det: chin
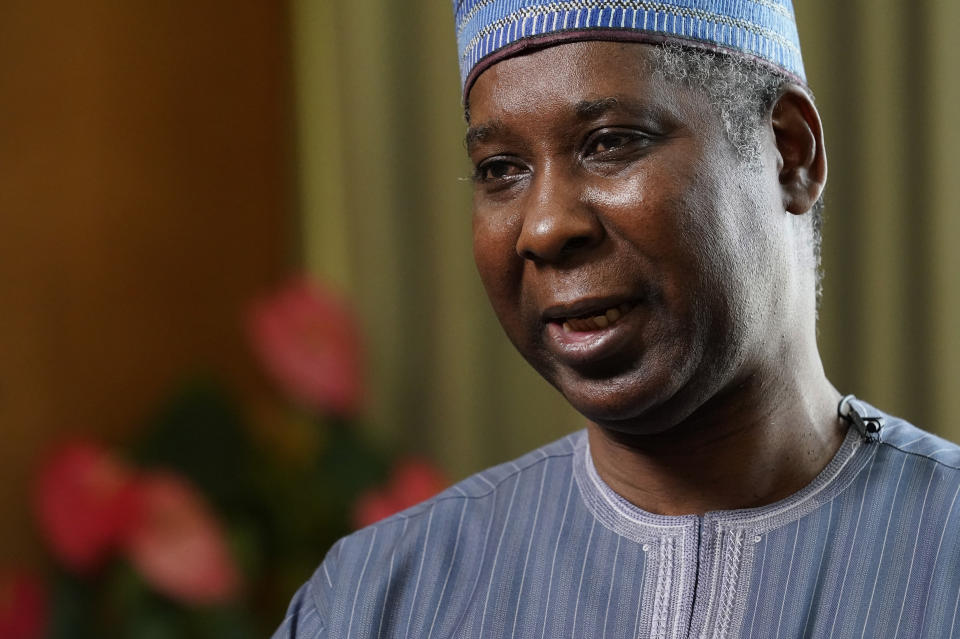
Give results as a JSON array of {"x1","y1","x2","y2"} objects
[{"x1": 554, "y1": 368, "x2": 687, "y2": 435}]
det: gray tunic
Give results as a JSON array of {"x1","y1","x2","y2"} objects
[{"x1": 273, "y1": 403, "x2": 960, "y2": 638}]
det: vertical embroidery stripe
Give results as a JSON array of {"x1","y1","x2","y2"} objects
[
  {"x1": 714, "y1": 529, "x2": 746, "y2": 639},
  {"x1": 697, "y1": 526, "x2": 726, "y2": 637},
  {"x1": 651, "y1": 536, "x2": 675, "y2": 639},
  {"x1": 671, "y1": 532, "x2": 687, "y2": 639}
]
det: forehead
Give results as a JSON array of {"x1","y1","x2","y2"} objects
[{"x1": 466, "y1": 41, "x2": 710, "y2": 130}]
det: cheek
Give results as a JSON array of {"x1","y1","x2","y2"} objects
[
  {"x1": 472, "y1": 210, "x2": 524, "y2": 316},
  {"x1": 665, "y1": 161, "x2": 773, "y2": 343},
  {"x1": 602, "y1": 158, "x2": 746, "y2": 327},
  {"x1": 586, "y1": 166, "x2": 706, "y2": 281}
]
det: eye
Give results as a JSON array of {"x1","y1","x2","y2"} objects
[
  {"x1": 583, "y1": 128, "x2": 649, "y2": 158},
  {"x1": 473, "y1": 157, "x2": 527, "y2": 184}
]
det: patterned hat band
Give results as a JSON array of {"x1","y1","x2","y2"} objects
[{"x1": 454, "y1": 1, "x2": 806, "y2": 100}]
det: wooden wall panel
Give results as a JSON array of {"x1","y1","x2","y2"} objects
[{"x1": 0, "y1": 2, "x2": 292, "y2": 563}]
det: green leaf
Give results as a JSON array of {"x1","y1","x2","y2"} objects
[{"x1": 134, "y1": 380, "x2": 254, "y2": 517}]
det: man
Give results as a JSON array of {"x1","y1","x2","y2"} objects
[{"x1": 275, "y1": 1, "x2": 960, "y2": 637}]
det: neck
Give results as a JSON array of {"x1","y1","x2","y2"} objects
[{"x1": 587, "y1": 362, "x2": 844, "y2": 516}]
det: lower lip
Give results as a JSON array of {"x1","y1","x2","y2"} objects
[{"x1": 544, "y1": 306, "x2": 642, "y2": 367}]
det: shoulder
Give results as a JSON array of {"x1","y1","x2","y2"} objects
[
  {"x1": 874, "y1": 407, "x2": 960, "y2": 471},
  {"x1": 854, "y1": 404, "x2": 960, "y2": 532},
  {"x1": 279, "y1": 431, "x2": 584, "y2": 636},
  {"x1": 430, "y1": 428, "x2": 582, "y2": 501},
  {"x1": 327, "y1": 429, "x2": 582, "y2": 561}
]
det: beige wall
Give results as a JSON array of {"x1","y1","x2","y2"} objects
[
  {"x1": 0, "y1": 3, "x2": 292, "y2": 563},
  {"x1": 799, "y1": 1, "x2": 960, "y2": 430}
]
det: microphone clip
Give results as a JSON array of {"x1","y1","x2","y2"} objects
[{"x1": 838, "y1": 394, "x2": 883, "y2": 442}]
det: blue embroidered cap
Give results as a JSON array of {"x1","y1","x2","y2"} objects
[{"x1": 453, "y1": 0, "x2": 806, "y2": 99}]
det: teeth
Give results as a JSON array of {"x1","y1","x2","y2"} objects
[{"x1": 560, "y1": 303, "x2": 632, "y2": 332}]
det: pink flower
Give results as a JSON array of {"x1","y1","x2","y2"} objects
[
  {"x1": 0, "y1": 569, "x2": 46, "y2": 639},
  {"x1": 247, "y1": 277, "x2": 364, "y2": 417},
  {"x1": 33, "y1": 442, "x2": 240, "y2": 605},
  {"x1": 124, "y1": 473, "x2": 240, "y2": 606},
  {"x1": 33, "y1": 441, "x2": 141, "y2": 573},
  {"x1": 352, "y1": 459, "x2": 448, "y2": 529}
]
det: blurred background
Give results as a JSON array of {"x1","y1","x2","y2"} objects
[{"x1": 1, "y1": 0, "x2": 958, "y2": 636}]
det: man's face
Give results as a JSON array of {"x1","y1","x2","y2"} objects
[{"x1": 466, "y1": 41, "x2": 794, "y2": 434}]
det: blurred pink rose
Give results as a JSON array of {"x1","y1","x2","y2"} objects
[
  {"x1": 247, "y1": 277, "x2": 364, "y2": 417},
  {"x1": 33, "y1": 441, "x2": 141, "y2": 573},
  {"x1": 0, "y1": 569, "x2": 46, "y2": 639},
  {"x1": 124, "y1": 473, "x2": 240, "y2": 606},
  {"x1": 353, "y1": 459, "x2": 448, "y2": 529}
]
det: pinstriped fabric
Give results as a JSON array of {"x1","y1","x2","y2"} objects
[
  {"x1": 273, "y1": 580, "x2": 326, "y2": 638},
  {"x1": 273, "y1": 404, "x2": 960, "y2": 638},
  {"x1": 451, "y1": 0, "x2": 805, "y2": 98},
  {"x1": 738, "y1": 419, "x2": 960, "y2": 639}
]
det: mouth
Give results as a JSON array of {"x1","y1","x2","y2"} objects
[
  {"x1": 542, "y1": 299, "x2": 636, "y2": 332},
  {"x1": 538, "y1": 295, "x2": 645, "y2": 372},
  {"x1": 540, "y1": 297, "x2": 643, "y2": 372},
  {"x1": 555, "y1": 302, "x2": 635, "y2": 333}
]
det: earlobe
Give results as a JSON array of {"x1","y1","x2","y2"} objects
[{"x1": 771, "y1": 86, "x2": 827, "y2": 215}]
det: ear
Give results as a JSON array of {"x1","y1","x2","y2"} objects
[{"x1": 771, "y1": 86, "x2": 827, "y2": 215}]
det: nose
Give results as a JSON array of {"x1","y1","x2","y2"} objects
[{"x1": 515, "y1": 169, "x2": 605, "y2": 263}]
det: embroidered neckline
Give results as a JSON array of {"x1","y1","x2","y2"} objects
[{"x1": 572, "y1": 423, "x2": 871, "y2": 542}]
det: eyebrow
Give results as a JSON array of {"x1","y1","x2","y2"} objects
[
  {"x1": 574, "y1": 96, "x2": 623, "y2": 119},
  {"x1": 464, "y1": 119, "x2": 504, "y2": 153},
  {"x1": 575, "y1": 96, "x2": 660, "y2": 122},
  {"x1": 464, "y1": 96, "x2": 656, "y2": 152}
]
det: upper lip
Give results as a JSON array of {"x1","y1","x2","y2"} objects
[{"x1": 541, "y1": 296, "x2": 633, "y2": 322}]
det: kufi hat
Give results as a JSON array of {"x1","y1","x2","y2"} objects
[{"x1": 453, "y1": 0, "x2": 805, "y2": 99}]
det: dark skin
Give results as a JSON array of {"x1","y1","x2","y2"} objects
[{"x1": 466, "y1": 41, "x2": 843, "y2": 516}]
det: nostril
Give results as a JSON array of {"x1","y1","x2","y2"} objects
[
  {"x1": 518, "y1": 234, "x2": 598, "y2": 262},
  {"x1": 561, "y1": 236, "x2": 591, "y2": 255},
  {"x1": 519, "y1": 247, "x2": 538, "y2": 262}
]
